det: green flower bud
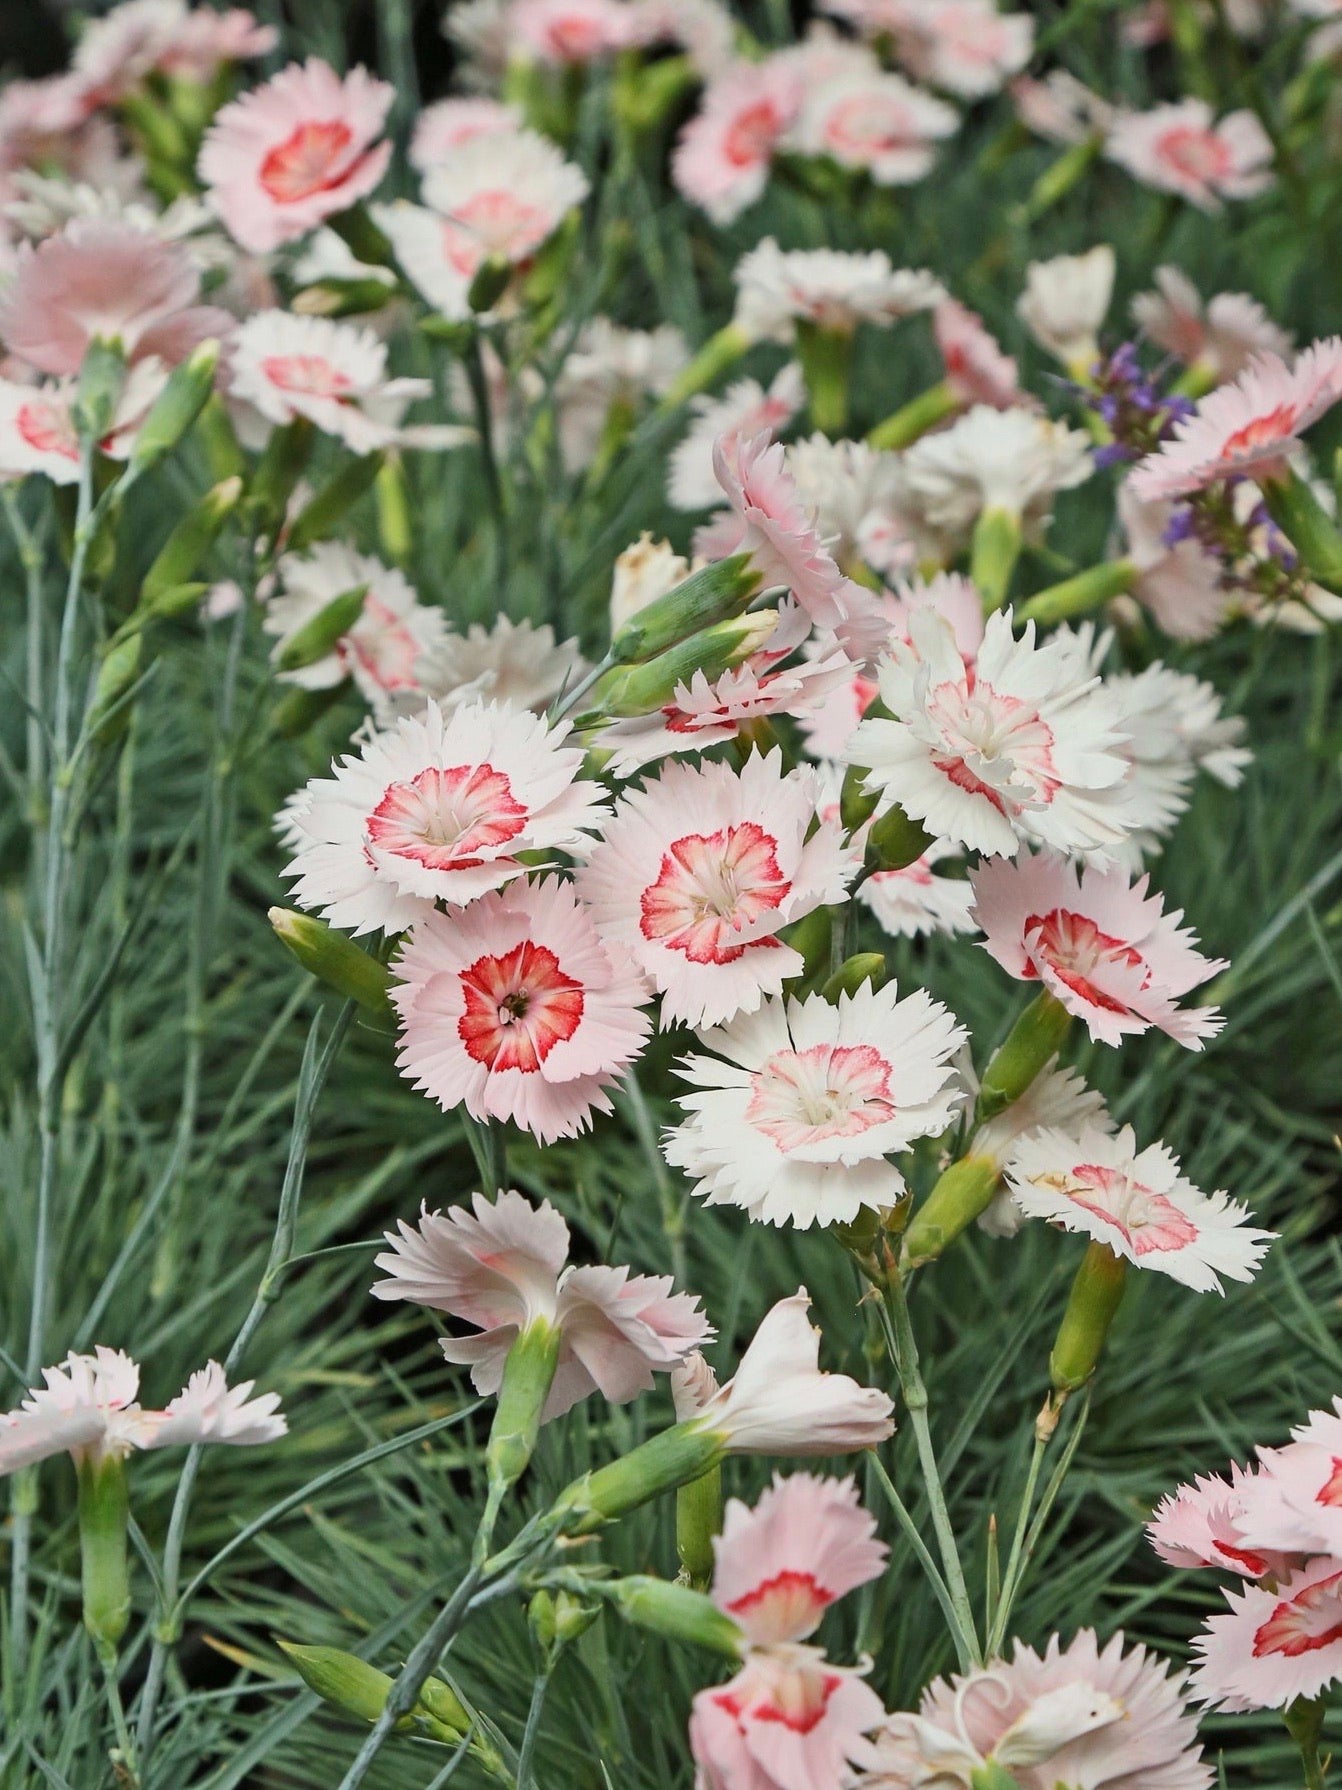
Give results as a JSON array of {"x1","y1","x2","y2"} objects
[
  {"x1": 141, "y1": 476, "x2": 243, "y2": 605},
  {"x1": 327, "y1": 204, "x2": 397, "y2": 270},
  {"x1": 278, "y1": 1643, "x2": 409, "y2": 1727},
  {"x1": 292, "y1": 278, "x2": 400, "y2": 319},
  {"x1": 269, "y1": 908, "x2": 395, "y2": 1023},
  {"x1": 249, "y1": 417, "x2": 315, "y2": 535},
  {"x1": 469, "y1": 255, "x2": 514, "y2": 314},
  {"x1": 88, "y1": 634, "x2": 145, "y2": 747},
  {"x1": 273, "y1": 681, "x2": 350, "y2": 739},
  {"x1": 1049, "y1": 1241, "x2": 1127, "y2": 1395},
  {"x1": 976, "y1": 992, "x2": 1072, "y2": 1122},
  {"x1": 782, "y1": 905, "x2": 836, "y2": 984},
  {"x1": 613, "y1": 52, "x2": 696, "y2": 132},
  {"x1": 601, "y1": 1576, "x2": 744, "y2": 1657},
  {"x1": 820, "y1": 953, "x2": 888, "y2": 1004},
  {"x1": 529, "y1": 1588, "x2": 600, "y2": 1654},
  {"x1": 199, "y1": 393, "x2": 247, "y2": 483},
  {"x1": 866, "y1": 804, "x2": 933, "y2": 873},
  {"x1": 610, "y1": 555, "x2": 763, "y2": 666},
  {"x1": 595, "y1": 612, "x2": 776, "y2": 716},
  {"x1": 285, "y1": 456, "x2": 384, "y2": 556},
  {"x1": 78, "y1": 1455, "x2": 131, "y2": 1649},
  {"x1": 273, "y1": 586, "x2": 368, "y2": 673},
  {"x1": 128, "y1": 340, "x2": 221, "y2": 475},
  {"x1": 840, "y1": 762, "x2": 880, "y2": 833},
  {"x1": 1016, "y1": 559, "x2": 1136, "y2": 629},
  {"x1": 376, "y1": 455, "x2": 414, "y2": 566},
  {"x1": 902, "y1": 1155, "x2": 1001, "y2": 1269}
]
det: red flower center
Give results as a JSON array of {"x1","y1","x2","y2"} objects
[
  {"x1": 260, "y1": 354, "x2": 354, "y2": 400},
  {"x1": 340, "y1": 596, "x2": 422, "y2": 693},
  {"x1": 726, "y1": 1569, "x2": 833, "y2": 1641},
  {"x1": 259, "y1": 118, "x2": 355, "y2": 204},
  {"x1": 457, "y1": 941, "x2": 584, "y2": 1073},
  {"x1": 1062, "y1": 1161, "x2": 1199, "y2": 1256},
  {"x1": 1220, "y1": 403, "x2": 1301, "y2": 461},
  {"x1": 1023, "y1": 907, "x2": 1146, "y2": 1014},
  {"x1": 746, "y1": 1043, "x2": 897, "y2": 1152},
  {"x1": 723, "y1": 100, "x2": 784, "y2": 169},
  {"x1": 16, "y1": 399, "x2": 78, "y2": 461},
  {"x1": 639, "y1": 821, "x2": 790, "y2": 963},
  {"x1": 1155, "y1": 124, "x2": 1233, "y2": 186},
  {"x1": 1253, "y1": 1570, "x2": 1342, "y2": 1659},
  {"x1": 366, "y1": 764, "x2": 528, "y2": 871}
]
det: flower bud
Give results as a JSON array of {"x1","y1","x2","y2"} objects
[
  {"x1": 868, "y1": 381, "x2": 960, "y2": 452},
  {"x1": 975, "y1": 992, "x2": 1072, "y2": 1122},
  {"x1": 141, "y1": 477, "x2": 243, "y2": 605},
  {"x1": 902, "y1": 1156, "x2": 1001, "y2": 1270},
  {"x1": 78, "y1": 1456, "x2": 131, "y2": 1650},
  {"x1": 198, "y1": 393, "x2": 247, "y2": 483},
  {"x1": 782, "y1": 905, "x2": 835, "y2": 984},
  {"x1": 613, "y1": 52, "x2": 696, "y2": 133},
  {"x1": 269, "y1": 908, "x2": 395, "y2": 1023},
  {"x1": 250, "y1": 417, "x2": 315, "y2": 536},
  {"x1": 609, "y1": 554, "x2": 762, "y2": 665},
  {"x1": 88, "y1": 633, "x2": 144, "y2": 748},
  {"x1": 529, "y1": 1588, "x2": 600, "y2": 1655},
  {"x1": 866, "y1": 804, "x2": 933, "y2": 873},
  {"x1": 600, "y1": 1576, "x2": 744, "y2": 1658},
  {"x1": 486, "y1": 1318, "x2": 562, "y2": 1495},
  {"x1": 820, "y1": 953, "x2": 888, "y2": 1004},
  {"x1": 278, "y1": 1643, "x2": 409, "y2": 1728},
  {"x1": 970, "y1": 1763, "x2": 1025, "y2": 1790},
  {"x1": 292, "y1": 278, "x2": 400, "y2": 319},
  {"x1": 285, "y1": 456, "x2": 384, "y2": 556},
  {"x1": 273, "y1": 681, "x2": 350, "y2": 739},
  {"x1": 74, "y1": 337, "x2": 127, "y2": 444},
  {"x1": 1049, "y1": 1241, "x2": 1127, "y2": 1397},
  {"x1": 595, "y1": 612, "x2": 775, "y2": 716},
  {"x1": 376, "y1": 455, "x2": 413, "y2": 566},
  {"x1": 128, "y1": 340, "x2": 220, "y2": 475},
  {"x1": 840, "y1": 762, "x2": 880, "y2": 833},
  {"x1": 272, "y1": 585, "x2": 369, "y2": 673}
]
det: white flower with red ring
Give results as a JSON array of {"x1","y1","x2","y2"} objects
[
  {"x1": 732, "y1": 238, "x2": 946, "y2": 344},
  {"x1": 1132, "y1": 266, "x2": 1292, "y2": 387},
  {"x1": 421, "y1": 127, "x2": 589, "y2": 274},
  {"x1": 409, "y1": 614, "x2": 587, "y2": 719},
  {"x1": 1005, "y1": 1123, "x2": 1273, "y2": 1293},
  {"x1": 671, "y1": 59, "x2": 803, "y2": 225},
  {"x1": 668, "y1": 364, "x2": 806, "y2": 513},
  {"x1": 370, "y1": 1189, "x2": 709, "y2": 1419},
  {"x1": 1227, "y1": 1404, "x2": 1342, "y2": 1561},
  {"x1": 707, "y1": 431, "x2": 857, "y2": 630},
  {"x1": 691, "y1": 1644, "x2": 885, "y2": 1790},
  {"x1": 198, "y1": 59, "x2": 393, "y2": 254},
  {"x1": 1149, "y1": 1462, "x2": 1303, "y2": 1580},
  {"x1": 512, "y1": 0, "x2": 631, "y2": 62},
  {"x1": 1193, "y1": 1557, "x2": 1342, "y2": 1710},
  {"x1": 1016, "y1": 245, "x2": 1115, "y2": 370},
  {"x1": 664, "y1": 982, "x2": 966, "y2": 1229},
  {"x1": 576, "y1": 751, "x2": 857, "y2": 1030},
  {"x1": 390, "y1": 877, "x2": 651, "y2": 1143},
  {"x1": 1105, "y1": 99, "x2": 1273, "y2": 212},
  {"x1": 281, "y1": 698, "x2": 607, "y2": 936},
  {"x1": 882, "y1": 0, "x2": 1035, "y2": 99},
  {"x1": 265, "y1": 542, "x2": 449, "y2": 718},
  {"x1": 1130, "y1": 338, "x2": 1342, "y2": 502},
  {"x1": 969, "y1": 848, "x2": 1226, "y2": 1048},
  {"x1": 595, "y1": 601, "x2": 854, "y2": 777},
  {"x1": 72, "y1": 0, "x2": 275, "y2": 100},
  {"x1": 712, "y1": 1473, "x2": 887, "y2": 1649},
  {"x1": 0, "y1": 1346, "x2": 284, "y2": 1475},
  {"x1": 791, "y1": 66, "x2": 957, "y2": 184},
  {"x1": 0, "y1": 360, "x2": 176, "y2": 482},
  {"x1": 228, "y1": 310, "x2": 454, "y2": 453},
  {"x1": 849, "y1": 608, "x2": 1134, "y2": 860}
]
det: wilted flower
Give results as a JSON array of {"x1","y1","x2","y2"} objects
[
  {"x1": 576, "y1": 751, "x2": 856, "y2": 1029},
  {"x1": 664, "y1": 981, "x2": 966, "y2": 1228},
  {"x1": 371, "y1": 1190, "x2": 708, "y2": 1417},
  {"x1": 414, "y1": 615, "x2": 587, "y2": 715},
  {"x1": 391, "y1": 877, "x2": 650, "y2": 1143},
  {"x1": 934, "y1": 299, "x2": 1022, "y2": 410},
  {"x1": 0, "y1": 1348, "x2": 285, "y2": 1474},
  {"x1": 198, "y1": 58, "x2": 394, "y2": 253},
  {"x1": 970, "y1": 849, "x2": 1226, "y2": 1047}
]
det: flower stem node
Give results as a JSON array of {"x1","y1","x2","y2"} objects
[
  {"x1": 866, "y1": 804, "x2": 933, "y2": 874},
  {"x1": 1049, "y1": 1241, "x2": 1128, "y2": 1397},
  {"x1": 601, "y1": 1576, "x2": 745, "y2": 1658},
  {"x1": 279, "y1": 1641, "x2": 484, "y2": 1750},
  {"x1": 268, "y1": 908, "x2": 395, "y2": 1023},
  {"x1": 78, "y1": 1455, "x2": 131, "y2": 1650},
  {"x1": 976, "y1": 991, "x2": 1072, "y2": 1122},
  {"x1": 902, "y1": 1155, "x2": 1002, "y2": 1269},
  {"x1": 609, "y1": 554, "x2": 763, "y2": 665}
]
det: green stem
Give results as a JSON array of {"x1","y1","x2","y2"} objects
[
  {"x1": 1284, "y1": 1697, "x2": 1329, "y2": 1790},
  {"x1": 878, "y1": 1277, "x2": 982, "y2": 1668},
  {"x1": 867, "y1": 381, "x2": 960, "y2": 452},
  {"x1": 1016, "y1": 559, "x2": 1136, "y2": 628},
  {"x1": 463, "y1": 333, "x2": 509, "y2": 600},
  {"x1": 986, "y1": 1433, "x2": 1046, "y2": 1657}
]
